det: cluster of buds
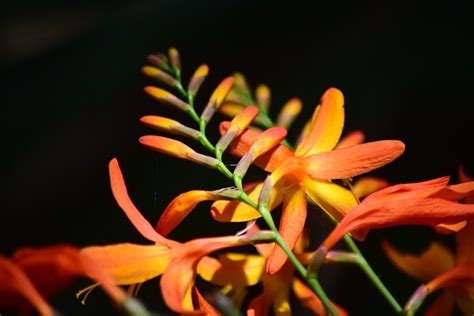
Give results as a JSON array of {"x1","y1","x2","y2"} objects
[{"x1": 1, "y1": 47, "x2": 473, "y2": 316}]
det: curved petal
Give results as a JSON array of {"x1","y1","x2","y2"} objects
[
  {"x1": 81, "y1": 243, "x2": 170, "y2": 285},
  {"x1": 427, "y1": 264, "x2": 474, "y2": 297},
  {"x1": 156, "y1": 190, "x2": 219, "y2": 236},
  {"x1": 382, "y1": 241, "x2": 454, "y2": 281},
  {"x1": 455, "y1": 220, "x2": 474, "y2": 264},
  {"x1": 160, "y1": 235, "x2": 247, "y2": 313},
  {"x1": 424, "y1": 291, "x2": 455, "y2": 316},
  {"x1": 192, "y1": 287, "x2": 221, "y2": 315},
  {"x1": 295, "y1": 87, "x2": 345, "y2": 156},
  {"x1": 267, "y1": 187, "x2": 307, "y2": 275},
  {"x1": 304, "y1": 140, "x2": 405, "y2": 180},
  {"x1": 109, "y1": 159, "x2": 177, "y2": 246}
]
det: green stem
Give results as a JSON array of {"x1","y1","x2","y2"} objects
[{"x1": 343, "y1": 235, "x2": 402, "y2": 313}]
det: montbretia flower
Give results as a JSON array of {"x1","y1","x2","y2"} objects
[
  {"x1": 320, "y1": 177, "x2": 474, "y2": 252},
  {"x1": 198, "y1": 226, "x2": 348, "y2": 316},
  {"x1": 385, "y1": 169, "x2": 474, "y2": 315},
  {"x1": 212, "y1": 87, "x2": 405, "y2": 274},
  {"x1": 0, "y1": 244, "x2": 130, "y2": 316},
  {"x1": 83, "y1": 158, "x2": 267, "y2": 314}
]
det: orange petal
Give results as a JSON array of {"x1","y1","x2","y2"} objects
[
  {"x1": 267, "y1": 187, "x2": 307, "y2": 275},
  {"x1": 247, "y1": 292, "x2": 271, "y2": 316},
  {"x1": 335, "y1": 130, "x2": 365, "y2": 149},
  {"x1": 382, "y1": 241, "x2": 454, "y2": 281},
  {"x1": 424, "y1": 291, "x2": 455, "y2": 316},
  {"x1": 276, "y1": 98, "x2": 302, "y2": 129},
  {"x1": 81, "y1": 243, "x2": 170, "y2": 285},
  {"x1": 324, "y1": 192, "x2": 474, "y2": 250},
  {"x1": 292, "y1": 278, "x2": 348, "y2": 316},
  {"x1": 156, "y1": 190, "x2": 219, "y2": 236},
  {"x1": 304, "y1": 140, "x2": 405, "y2": 180},
  {"x1": 295, "y1": 87, "x2": 345, "y2": 156},
  {"x1": 352, "y1": 176, "x2": 389, "y2": 200},
  {"x1": 109, "y1": 159, "x2": 174, "y2": 245},
  {"x1": 160, "y1": 235, "x2": 247, "y2": 313},
  {"x1": 0, "y1": 256, "x2": 53, "y2": 316},
  {"x1": 427, "y1": 264, "x2": 474, "y2": 297}
]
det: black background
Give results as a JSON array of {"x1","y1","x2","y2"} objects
[{"x1": 2, "y1": 1, "x2": 473, "y2": 315}]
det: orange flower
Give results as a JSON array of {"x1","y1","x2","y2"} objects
[
  {"x1": 198, "y1": 226, "x2": 348, "y2": 316},
  {"x1": 83, "y1": 158, "x2": 267, "y2": 314},
  {"x1": 0, "y1": 243, "x2": 131, "y2": 316},
  {"x1": 384, "y1": 169, "x2": 474, "y2": 315},
  {"x1": 212, "y1": 87, "x2": 405, "y2": 274},
  {"x1": 320, "y1": 176, "x2": 474, "y2": 253}
]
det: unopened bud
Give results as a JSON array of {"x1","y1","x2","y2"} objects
[
  {"x1": 188, "y1": 64, "x2": 209, "y2": 96},
  {"x1": 140, "y1": 116, "x2": 201, "y2": 139},
  {"x1": 307, "y1": 246, "x2": 328, "y2": 278},
  {"x1": 187, "y1": 152, "x2": 220, "y2": 168},
  {"x1": 404, "y1": 285, "x2": 428, "y2": 314},
  {"x1": 256, "y1": 84, "x2": 271, "y2": 112},
  {"x1": 258, "y1": 176, "x2": 273, "y2": 208},
  {"x1": 142, "y1": 66, "x2": 179, "y2": 87},
  {"x1": 168, "y1": 47, "x2": 181, "y2": 72},
  {"x1": 276, "y1": 98, "x2": 302, "y2": 129},
  {"x1": 234, "y1": 152, "x2": 253, "y2": 179},
  {"x1": 147, "y1": 53, "x2": 168, "y2": 70},
  {"x1": 144, "y1": 86, "x2": 190, "y2": 112}
]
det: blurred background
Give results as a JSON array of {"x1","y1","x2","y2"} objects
[{"x1": 2, "y1": 0, "x2": 473, "y2": 315}]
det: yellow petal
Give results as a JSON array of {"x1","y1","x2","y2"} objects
[
  {"x1": 81, "y1": 243, "x2": 170, "y2": 285},
  {"x1": 382, "y1": 241, "x2": 454, "y2": 281},
  {"x1": 197, "y1": 253, "x2": 265, "y2": 287},
  {"x1": 352, "y1": 176, "x2": 389, "y2": 200},
  {"x1": 303, "y1": 178, "x2": 358, "y2": 222},
  {"x1": 295, "y1": 87, "x2": 344, "y2": 156}
]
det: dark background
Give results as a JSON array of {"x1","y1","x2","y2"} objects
[{"x1": 2, "y1": 1, "x2": 473, "y2": 315}]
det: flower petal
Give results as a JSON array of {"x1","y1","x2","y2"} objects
[
  {"x1": 0, "y1": 256, "x2": 53, "y2": 316},
  {"x1": 267, "y1": 187, "x2": 307, "y2": 275},
  {"x1": 197, "y1": 253, "x2": 265, "y2": 287},
  {"x1": 156, "y1": 190, "x2": 219, "y2": 236},
  {"x1": 455, "y1": 220, "x2": 474, "y2": 264},
  {"x1": 139, "y1": 135, "x2": 195, "y2": 159},
  {"x1": 160, "y1": 235, "x2": 247, "y2": 313},
  {"x1": 81, "y1": 243, "x2": 170, "y2": 285},
  {"x1": 382, "y1": 241, "x2": 454, "y2": 281},
  {"x1": 304, "y1": 140, "x2": 405, "y2": 180},
  {"x1": 109, "y1": 159, "x2": 174, "y2": 245},
  {"x1": 295, "y1": 87, "x2": 345, "y2": 156},
  {"x1": 424, "y1": 291, "x2": 455, "y2": 316},
  {"x1": 192, "y1": 287, "x2": 221, "y2": 315},
  {"x1": 304, "y1": 178, "x2": 358, "y2": 222}
]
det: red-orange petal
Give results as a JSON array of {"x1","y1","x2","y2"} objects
[
  {"x1": 160, "y1": 235, "x2": 247, "y2": 313},
  {"x1": 304, "y1": 140, "x2": 405, "y2": 180},
  {"x1": 156, "y1": 190, "x2": 219, "y2": 236},
  {"x1": 266, "y1": 187, "x2": 307, "y2": 275},
  {"x1": 109, "y1": 159, "x2": 172, "y2": 245},
  {"x1": 0, "y1": 256, "x2": 53, "y2": 316}
]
